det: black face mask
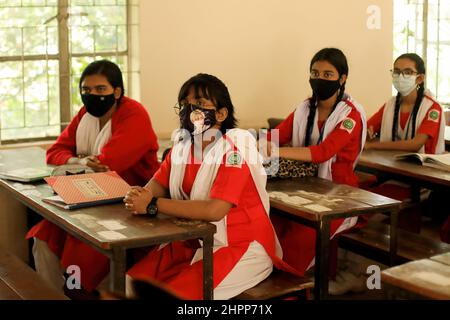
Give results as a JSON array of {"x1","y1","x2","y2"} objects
[
  {"x1": 179, "y1": 104, "x2": 217, "y2": 135},
  {"x1": 81, "y1": 93, "x2": 116, "y2": 118},
  {"x1": 309, "y1": 78, "x2": 342, "y2": 101}
]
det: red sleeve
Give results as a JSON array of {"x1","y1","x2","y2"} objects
[
  {"x1": 417, "y1": 103, "x2": 442, "y2": 139},
  {"x1": 209, "y1": 152, "x2": 251, "y2": 207},
  {"x1": 153, "y1": 150, "x2": 171, "y2": 189},
  {"x1": 310, "y1": 108, "x2": 362, "y2": 163},
  {"x1": 367, "y1": 104, "x2": 385, "y2": 134},
  {"x1": 97, "y1": 100, "x2": 159, "y2": 173},
  {"x1": 268, "y1": 112, "x2": 295, "y2": 146},
  {"x1": 46, "y1": 109, "x2": 86, "y2": 165}
]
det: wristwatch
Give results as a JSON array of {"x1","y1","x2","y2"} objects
[{"x1": 146, "y1": 197, "x2": 158, "y2": 217}]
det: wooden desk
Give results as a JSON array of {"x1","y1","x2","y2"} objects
[
  {"x1": 267, "y1": 177, "x2": 401, "y2": 300},
  {"x1": 382, "y1": 259, "x2": 450, "y2": 299},
  {"x1": 0, "y1": 148, "x2": 216, "y2": 299},
  {"x1": 430, "y1": 252, "x2": 450, "y2": 266},
  {"x1": 357, "y1": 149, "x2": 450, "y2": 190}
]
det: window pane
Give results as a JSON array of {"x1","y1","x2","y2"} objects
[{"x1": 0, "y1": 1, "x2": 131, "y2": 142}]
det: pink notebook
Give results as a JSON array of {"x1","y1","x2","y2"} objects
[{"x1": 43, "y1": 171, "x2": 131, "y2": 210}]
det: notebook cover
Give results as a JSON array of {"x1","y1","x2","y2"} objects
[{"x1": 44, "y1": 171, "x2": 130, "y2": 205}]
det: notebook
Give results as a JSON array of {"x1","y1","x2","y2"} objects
[
  {"x1": 394, "y1": 152, "x2": 450, "y2": 172},
  {"x1": 42, "y1": 171, "x2": 131, "y2": 210},
  {"x1": 0, "y1": 167, "x2": 54, "y2": 182}
]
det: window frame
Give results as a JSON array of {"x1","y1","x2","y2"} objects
[{"x1": 0, "y1": 0, "x2": 137, "y2": 145}]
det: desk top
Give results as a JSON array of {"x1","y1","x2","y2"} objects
[
  {"x1": 0, "y1": 147, "x2": 215, "y2": 251},
  {"x1": 267, "y1": 177, "x2": 400, "y2": 221},
  {"x1": 358, "y1": 149, "x2": 450, "y2": 187},
  {"x1": 430, "y1": 252, "x2": 450, "y2": 266},
  {"x1": 381, "y1": 259, "x2": 450, "y2": 300},
  {"x1": 0, "y1": 180, "x2": 215, "y2": 250}
]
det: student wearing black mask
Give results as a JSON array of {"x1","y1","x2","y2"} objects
[
  {"x1": 123, "y1": 74, "x2": 297, "y2": 300},
  {"x1": 27, "y1": 60, "x2": 160, "y2": 296},
  {"x1": 266, "y1": 48, "x2": 368, "y2": 294}
]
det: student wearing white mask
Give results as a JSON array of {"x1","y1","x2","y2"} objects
[
  {"x1": 366, "y1": 53, "x2": 445, "y2": 154},
  {"x1": 364, "y1": 53, "x2": 445, "y2": 235}
]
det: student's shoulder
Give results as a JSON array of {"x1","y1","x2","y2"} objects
[
  {"x1": 117, "y1": 96, "x2": 150, "y2": 117},
  {"x1": 423, "y1": 93, "x2": 442, "y2": 111},
  {"x1": 342, "y1": 96, "x2": 364, "y2": 120}
]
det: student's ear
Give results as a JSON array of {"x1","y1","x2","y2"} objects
[
  {"x1": 416, "y1": 74, "x2": 425, "y2": 86},
  {"x1": 339, "y1": 74, "x2": 347, "y2": 86},
  {"x1": 114, "y1": 87, "x2": 122, "y2": 100},
  {"x1": 216, "y1": 107, "x2": 228, "y2": 123}
]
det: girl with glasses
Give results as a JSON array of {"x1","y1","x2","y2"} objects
[
  {"x1": 365, "y1": 54, "x2": 446, "y2": 237},
  {"x1": 123, "y1": 73, "x2": 295, "y2": 300},
  {"x1": 366, "y1": 53, "x2": 445, "y2": 154}
]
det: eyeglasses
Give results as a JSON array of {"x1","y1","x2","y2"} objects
[
  {"x1": 390, "y1": 69, "x2": 419, "y2": 79},
  {"x1": 173, "y1": 101, "x2": 216, "y2": 115}
]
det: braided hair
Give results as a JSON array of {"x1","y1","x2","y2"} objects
[
  {"x1": 305, "y1": 48, "x2": 348, "y2": 147},
  {"x1": 391, "y1": 53, "x2": 426, "y2": 141}
]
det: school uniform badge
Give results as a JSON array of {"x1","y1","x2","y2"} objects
[
  {"x1": 226, "y1": 151, "x2": 242, "y2": 168},
  {"x1": 340, "y1": 118, "x2": 356, "y2": 134},
  {"x1": 428, "y1": 109, "x2": 440, "y2": 123}
]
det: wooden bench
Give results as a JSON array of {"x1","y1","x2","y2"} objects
[
  {"x1": 339, "y1": 221, "x2": 450, "y2": 265},
  {"x1": 234, "y1": 270, "x2": 313, "y2": 300},
  {"x1": 0, "y1": 251, "x2": 68, "y2": 300}
]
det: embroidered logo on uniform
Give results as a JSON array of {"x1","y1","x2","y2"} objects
[
  {"x1": 226, "y1": 151, "x2": 242, "y2": 168},
  {"x1": 340, "y1": 118, "x2": 356, "y2": 134},
  {"x1": 428, "y1": 110, "x2": 440, "y2": 123}
]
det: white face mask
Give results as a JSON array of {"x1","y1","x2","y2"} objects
[{"x1": 393, "y1": 75, "x2": 418, "y2": 96}]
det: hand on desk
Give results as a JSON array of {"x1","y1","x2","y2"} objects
[
  {"x1": 76, "y1": 155, "x2": 110, "y2": 172},
  {"x1": 124, "y1": 186, "x2": 153, "y2": 215}
]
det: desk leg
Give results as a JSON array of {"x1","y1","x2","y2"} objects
[
  {"x1": 110, "y1": 247, "x2": 126, "y2": 295},
  {"x1": 314, "y1": 218, "x2": 330, "y2": 300},
  {"x1": 202, "y1": 234, "x2": 214, "y2": 300},
  {"x1": 389, "y1": 209, "x2": 399, "y2": 266}
]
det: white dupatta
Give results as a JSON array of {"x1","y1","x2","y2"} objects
[
  {"x1": 169, "y1": 128, "x2": 282, "y2": 264},
  {"x1": 75, "y1": 112, "x2": 112, "y2": 156},
  {"x1": 292, "y1": 94, "x2": 367, "y2": 180}
]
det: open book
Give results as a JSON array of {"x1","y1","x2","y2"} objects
[
  {"x1": 394, "y1": 152, "x2": 450, "y2": 172},
  {"x1": 42, "y1": 171, "x2": 131, "y2": 210}
]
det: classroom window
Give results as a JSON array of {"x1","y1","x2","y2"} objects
[
  {"x1": 394, "y1": 0, "x2": 450, "y2": 106},
  {"x1": 0, "y1": 0, "x2": 139, "y2": 143}
]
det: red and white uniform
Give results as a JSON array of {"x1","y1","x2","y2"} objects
[
  {"x1": 27, "y1": 96, "x2": 160, "y2": 292},
  {"x1": 368, "y1": 90, "x2": 445, "y2": 155},
  {"x1": 127, "y1": 129, "x2": 296, "y2": 300},
  {"x1": 269, "y1": 94, "x2": 367, "y2": 275},
  {"x1": 367, "y1": 92, "x2": 446, "y2": 234}
]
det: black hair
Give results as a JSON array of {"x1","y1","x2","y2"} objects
[
  {"x1": 391, "y1": 53, "x2": 426, "y2": 141},
  {"x1": 177, "y1": 73, "x2": 238, "y2": 134},
  {"x1": 305, "y1": 48, "x2": 349, "y2": 147},
  {"x1": 79, "y1": 59, "x2": 125, "y2": 105}
]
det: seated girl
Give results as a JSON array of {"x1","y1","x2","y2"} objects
[
  {"x1": 27, "y1": 60, "x2": 160, "y2": 294},
  {"x1": 265, "y1": 47, "x2": 367, "y2": 289},
  {"x1": 124, "y1": 73, "x2": 295, "y2": 300},
  {"x1": 365, "y1": 53, "x2": 445, "y2": 234}
]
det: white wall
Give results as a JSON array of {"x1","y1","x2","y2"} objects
[{"x1": 139, "y1": 0, "x2": 393, "y2": 138}]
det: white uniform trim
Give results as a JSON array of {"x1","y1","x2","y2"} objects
[{"x1": 379, "y1": 89, "x2": 445, "y2": 154}]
